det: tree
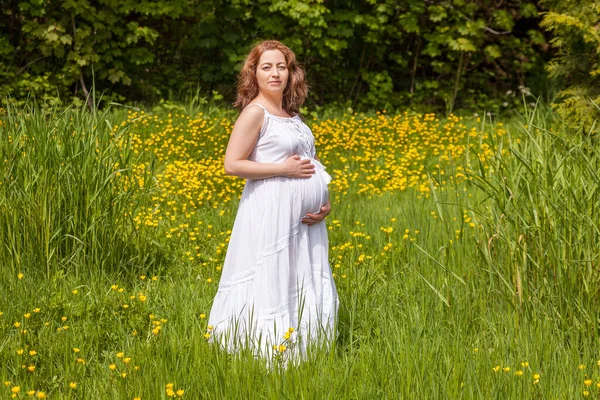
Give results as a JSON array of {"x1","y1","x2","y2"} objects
[{"x1": 540, "y1": 0, "x2": 600, "y2": 134}]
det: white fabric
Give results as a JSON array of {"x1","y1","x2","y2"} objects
[{"x1": 207, "y1": 103, "x2": 339, "y2": 362}]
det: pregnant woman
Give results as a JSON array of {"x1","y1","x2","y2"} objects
[{"x1": 207, "y1": 40, "x2": 339, "y2": 363}]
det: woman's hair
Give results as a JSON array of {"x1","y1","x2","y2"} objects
[{"x1": 234, "y1": 40, "x2": 308, "y2": 116}]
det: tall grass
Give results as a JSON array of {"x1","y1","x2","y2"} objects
[
  {"x1": 0, "y1": 100, "x2": 598, "y2": 399},
  {"x1": 0, "y1": 102, "x2": 161, "y2": 280},
  {"x1": 469, "y1": 103, "x2": 600, "y2": 322}
]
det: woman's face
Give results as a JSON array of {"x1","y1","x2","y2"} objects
[{"x1": 256, "y1": 49, "x2": 289, "y2": 95}]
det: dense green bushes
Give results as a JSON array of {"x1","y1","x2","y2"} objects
[
  {"x1": 2, "y1": 0, "x2": 598, "y2": 122},
  {"x1": 1, "y1": 0, "x2": 550, "y2": 113}
]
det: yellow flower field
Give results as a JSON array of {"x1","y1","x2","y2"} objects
[{"x1": 0, "y1": 104, "x2": 598, "y2": 398}]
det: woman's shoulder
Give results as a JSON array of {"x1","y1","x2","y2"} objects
[
  {"x1": 239, "y1": 103, "x2": 266, "y2": 121},
  {"x1": 233, "y1": 104, "x2": 266, "y2": 135},
  {"x1": 243, "y1": 103, "x2": 268, "y2": 118},
  {"x1": 245, "y1": 102, "x2": 267, "y2": 112},
  {"x1": 245, "y1": 102, "x2": 300, "y2": 120}
]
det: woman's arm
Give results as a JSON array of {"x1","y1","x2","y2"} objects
[
  {"x1": 224, "y1": 106, "x2": 315, "y2": 180},
  {"x1": 223, "y1": 106, "x2": 282, "y2": 179}
]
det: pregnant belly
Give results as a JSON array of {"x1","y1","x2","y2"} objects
[
  {"x1": 246, "y1": 158, "x2": 332, "y2": 222},
  {"x1": 296, "y1": 171, "x2": 330, "y2": 217}
]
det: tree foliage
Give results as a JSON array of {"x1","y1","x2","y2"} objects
[
  {"x1": 540, "y1": 0, "x2": 600, "y2": 133},
  {"x1": 1, "y1": 0, "x2": 551, "y2": 112}
]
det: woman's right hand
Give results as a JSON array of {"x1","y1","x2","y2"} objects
[{"x1": 281, "y1": 155, "x2": 315, "y2": 178}]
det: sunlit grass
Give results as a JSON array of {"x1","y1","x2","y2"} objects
[{"x1": 0, "y1": 101, "x2": 598, "y2": 399}]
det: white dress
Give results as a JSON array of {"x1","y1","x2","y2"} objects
[{"x1": 207, "y1": 103, "x2": 339, "y2": 362}]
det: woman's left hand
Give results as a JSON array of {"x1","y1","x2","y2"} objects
[{"x1": 301, "y1": 200, "x2": 331, "y2": 225}]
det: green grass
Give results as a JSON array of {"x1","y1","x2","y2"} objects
[{"x1": 0, "y1": 100, "x2": 598, "y2": 399}]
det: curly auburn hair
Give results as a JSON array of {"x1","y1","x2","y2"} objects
[{"x1": 233, "y1": 40, "x2": 308, "y2": 116}]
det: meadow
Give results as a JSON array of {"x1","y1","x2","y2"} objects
[{"x1": 0, "y1": 100, "x2": 598, "y2": 399}]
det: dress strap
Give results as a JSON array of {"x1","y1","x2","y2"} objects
[
  {"x1": 246, "y1": 103, "x2": 299, "y2": 121},
  {"x1": 246, "y1": 103, "x2": 268, "y2": 112}
]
